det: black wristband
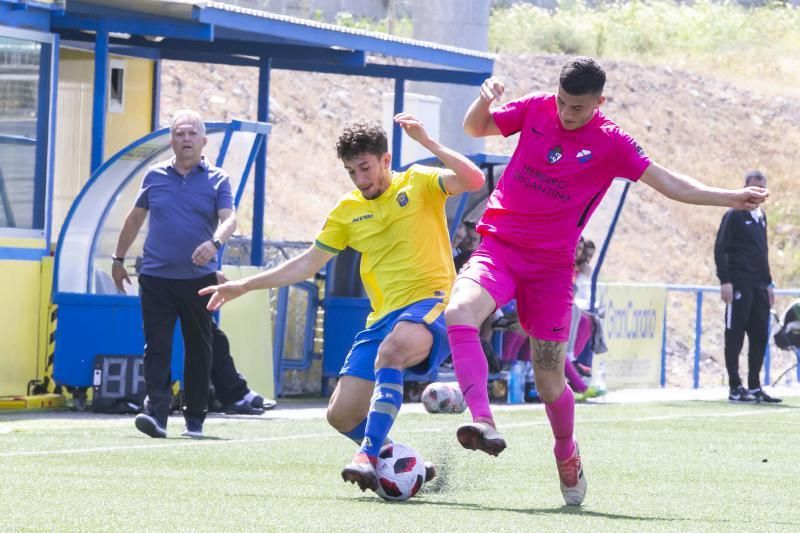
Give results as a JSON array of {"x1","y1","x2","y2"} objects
[
  {"x1": 112, "y1": 255, "x2": 124, "y2": 263},
  {"x1": 212, "y1": 239, "x2": 223, "y2": 250}
]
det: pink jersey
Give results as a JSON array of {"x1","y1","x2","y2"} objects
[{"x1": 478, "y1": 92, "x2": 651, "y2": 259}]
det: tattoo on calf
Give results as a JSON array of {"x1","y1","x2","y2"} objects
[{"x1": 531, "y1": 338, "x2": 565, "y2": 371}]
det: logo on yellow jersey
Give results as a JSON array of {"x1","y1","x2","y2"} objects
[
  {"x1": 396, "y1": 191, "x2": 409, "y2": 207},
  {"x1": 352, "y1": 214, "x2": 374, "y2": 223}
]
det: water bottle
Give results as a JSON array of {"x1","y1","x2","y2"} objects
[
  {"x1": 595, "y1": 360, "x2": 607, "y2": 395},
  {"x1": 508, "y1": 361, "x2": 524, "y2": 404}
]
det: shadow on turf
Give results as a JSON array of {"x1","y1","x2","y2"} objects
[{"x1": 395, "y1": 499, "x2": 650, "y2": 521}]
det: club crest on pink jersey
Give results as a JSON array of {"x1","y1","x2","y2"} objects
[{"x1": 547, "y1": 145, "x2": 563, "y2": 164}]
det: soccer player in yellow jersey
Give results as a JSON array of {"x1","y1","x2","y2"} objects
[{"x1": 199, "y1": 114, "x2": 485, "y2": 493}]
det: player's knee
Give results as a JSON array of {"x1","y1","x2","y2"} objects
[
  {"x1": 444, "y1": 300, "x2": 479, "y2": 327},
  {"x1": 537, "y1": 380, "x2": 567, "y2": 403},
  {"x1": 375, "y1": 341, "x2": 405, "y2": 369}
]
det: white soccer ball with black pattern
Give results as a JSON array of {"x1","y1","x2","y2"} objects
[
  {"x1": 374, "y1": 443, "x2": 426, "y2": 501},
  {"x1": 421, "y1": 382, "x2": 466, "y2": 414}
]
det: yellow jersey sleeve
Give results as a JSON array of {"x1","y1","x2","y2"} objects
[
  {"x1": 314, "y1": 200, "x2": 349, "y2": 254},
  {"x1": 410, "y1": 164, "x2": 450, "y2": 203}
]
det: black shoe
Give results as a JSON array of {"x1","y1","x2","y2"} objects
[
  {"x1": 181, "y1": 418, "x2": 204, "y2": 438},
  {"x1": 728, "y1": 385, "x2": 756, "y2": 403},
  {"x1": 250, "y1": 395, "x2": 277, "y2": 410},
  {"x1": 134, "y1": 413, "x2": 167, "y2": 438},
  {"x1": 424, "y1": 461, "x2": 436, "y2": 483},
  {"x1": 225, "y1": 401, "x2": 264, "y2": 415},
  {"x1": 749, "y1": 388, "x2": 782, "y2": 404}
]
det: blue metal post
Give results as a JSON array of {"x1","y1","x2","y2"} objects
[
  {"x1": 693, "y1": 291, "x2": 703, "y2": 389},
  {"x1": 272, "y1": 286, "x2": 289, "y2": 397},
  {"x1": 91, "y1": 23, "x2": 109, "y2": 173},
  {"x1": 391, "y1": 78, "x2": 405, "y2": 170},
  {"x1": 151, "y1": 59, "x2": 161, "y2": 132},
  {"x1": 660, "y1": 301, "x2": 667, "y2": 387},
  {"x1": 252, "y1": 56, "x2": 271, "y2": 266},
  {"x1": 590, "y1": 181, "x2": 630, "y2": 312},
  {"x1": 764, "y1": 314, "x2": 772, "y2": 385},
  {"x1": 44, "y1": 34, "x2": 59, "y2": 249},
  {"x1": 33, "y1": 41, "x2": 52, "y2": 231}
]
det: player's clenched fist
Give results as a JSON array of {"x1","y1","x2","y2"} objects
[{"x1": 480, "y1": 77, "x2": 504, "y2": 103}]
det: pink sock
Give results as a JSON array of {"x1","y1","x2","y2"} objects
[
  {"x1": 448, "y1": 324, "x2": 493, "y2": 424},
  {"x1": 565, "y1": 358, "x2": 587, "y2": 393},
  {"x1": 545, "y1": 386, "x2": 576, "y2": 461}
]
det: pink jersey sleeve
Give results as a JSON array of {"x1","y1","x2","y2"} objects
[
  {"x1": 611, "y1": 127, "x2": 651, "y2": 182},
  {"x1": 491, "y1": 93, "x2": 548, "y2": 138}
]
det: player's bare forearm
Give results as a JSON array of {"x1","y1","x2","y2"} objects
[
  {"x1": 640, "y1": 163, "x2": 768, "y2": 209},
  {"x1": 420, "y1": 138, "x2": 485, "y2": 195},
  {"x1": 241, "y1": 246, "x2": 333, "y2": 293},
  {"x1": 115, "y1": 207, "x2": 147, "y2": 257},
  {"x1": 463, "y1": 98, "x2": 496, "y2": 138}
]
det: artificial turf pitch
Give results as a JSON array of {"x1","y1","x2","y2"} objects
[{"x1": 1, "y1": 397, "x2": 798, "y2": 531}]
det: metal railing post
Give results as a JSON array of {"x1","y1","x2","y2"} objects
[
  {"x1": 660, "y1": 300, "x2": 667, "y2": 387},
  {"x1": 764, "y1": 313, "x2": 772, "y2": 385},
  {"x1": 693, "y1": 291, "x2": 703, "y2": 389}
]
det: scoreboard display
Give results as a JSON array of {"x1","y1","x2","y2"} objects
[{"x1": 92, "y1": 356, "x2": 146, "y2": 412}]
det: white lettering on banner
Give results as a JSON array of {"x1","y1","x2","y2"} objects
[{"x1": 595, "y1": 284, "x2": 667, "y2": 389}]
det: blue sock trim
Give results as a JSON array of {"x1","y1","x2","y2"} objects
[
  {"x1": 361, "y1": 367, "x2": 404, "y2": 457},
  {"x1": 341, "y1": 418, "x2": 367, "y2": 445}
]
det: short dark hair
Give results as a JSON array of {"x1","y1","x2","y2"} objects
[
  {"x1": 559, "y1": 57, "x2": 606, "y2": 96},
  {"x1": 336, "y1": 120, "x2": 388, "y2": 161},
  {"x1": 745, "y1": 170, "x2": 766, "y2": 185}
]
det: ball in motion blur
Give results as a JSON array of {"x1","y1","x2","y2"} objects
[
  {"x1": 421, "y1": 382, "x2": 466, "y2": 414},
  {"x1": 374, "y1": 443, "x2": 426, "y2": 501}
]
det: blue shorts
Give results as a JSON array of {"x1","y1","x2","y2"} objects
[{"x1": 339, "y1": 298, "x2": 449, "y2": 382}]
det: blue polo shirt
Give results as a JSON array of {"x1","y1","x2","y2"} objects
[{"x1": 135, "y1": 157, "x2": 233, "y2": 279}]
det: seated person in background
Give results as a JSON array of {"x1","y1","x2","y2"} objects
[
  {"x1": 209, "y1": 323, "x2": 274, "y2": 414},
  {"x1": 209, "y1": 271, "x2": 275, "y2": 414},
  {"x1": 453, "y1": 220, "x2": 481, "y2": 273},
  {"x1": 565, "y1": 238, "x2": 600, "y2": 398}
]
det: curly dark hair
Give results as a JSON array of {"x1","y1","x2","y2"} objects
[{"x1": 335, "y1": 120, "x2": 388, "y2": 161}]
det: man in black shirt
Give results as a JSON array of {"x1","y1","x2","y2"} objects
[{"x1": 714, "y1": 170, "x2": 781, "y2": 403}]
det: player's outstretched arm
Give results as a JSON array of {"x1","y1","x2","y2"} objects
[
  {"x1": 394, "y1": 113, "x2": 485, "y2": 195},
  {"x1": 199, "y1": 245, "x2": 334, "y2": 310},
  {"x1": 640, "y1": 163, "x2": 768, "y2": 210},
  {"x1": 463, "y1": 76, "x2": 504, "y2": 138}
]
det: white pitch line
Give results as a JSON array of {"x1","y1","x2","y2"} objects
[{"x1": 0, "y1": 407, "x2": 794, "y2": 459}]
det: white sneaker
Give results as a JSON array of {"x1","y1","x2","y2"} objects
[
  {"x1": 456, "y1": 421, "x2": 507, "y2": 456},
  {"x1": 556, "y1": 441, "x2": 587, "y2": 506}
]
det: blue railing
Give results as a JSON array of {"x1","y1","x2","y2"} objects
[{"x1": 662, "y1": 284, "x2": 800, "y2": 388}]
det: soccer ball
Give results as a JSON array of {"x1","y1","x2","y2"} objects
[
  {"x1": 421, "y1": 382, "x2": 466, "y2": 414},
  {"x1": 374, "y1": 443, "x2": 426, "y2": 502}
]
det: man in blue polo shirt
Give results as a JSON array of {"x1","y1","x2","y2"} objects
[{"x1": 112, "y1": 109, "x2": 237, "y2": 438}]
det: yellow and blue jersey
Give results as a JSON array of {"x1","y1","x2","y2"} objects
[{"x1": 315, "y1": 164, "x2": 454, "y2": 326}]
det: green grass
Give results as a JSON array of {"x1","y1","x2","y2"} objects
[
  {"x1": 490, "y1": 0, "x2": 800, "y2": 96},
  {"x1": 2, "y1": 399, "x2": 799, "y2": 531}
]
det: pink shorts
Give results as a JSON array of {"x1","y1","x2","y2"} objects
[{"x1": 458, "y1": 236, "x2": 574, "y2": 342}]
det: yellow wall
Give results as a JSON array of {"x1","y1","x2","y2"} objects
[
  {"x1": 105, "y1": 57, "x2": 154, "y2": 157},
  {"x1": 53, "y1": 49, "x2": 155, "y2": 237},
  {"x1": 0, "y1": 259, "x2": 43, "y2": 395},
  {"x1": 219, "y1": 266, "x2": 275, "y2": 399}
]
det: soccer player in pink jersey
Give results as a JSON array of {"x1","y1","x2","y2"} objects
[{"x1": 444, "y1": 57, "x2": 768, "y2": 506}]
